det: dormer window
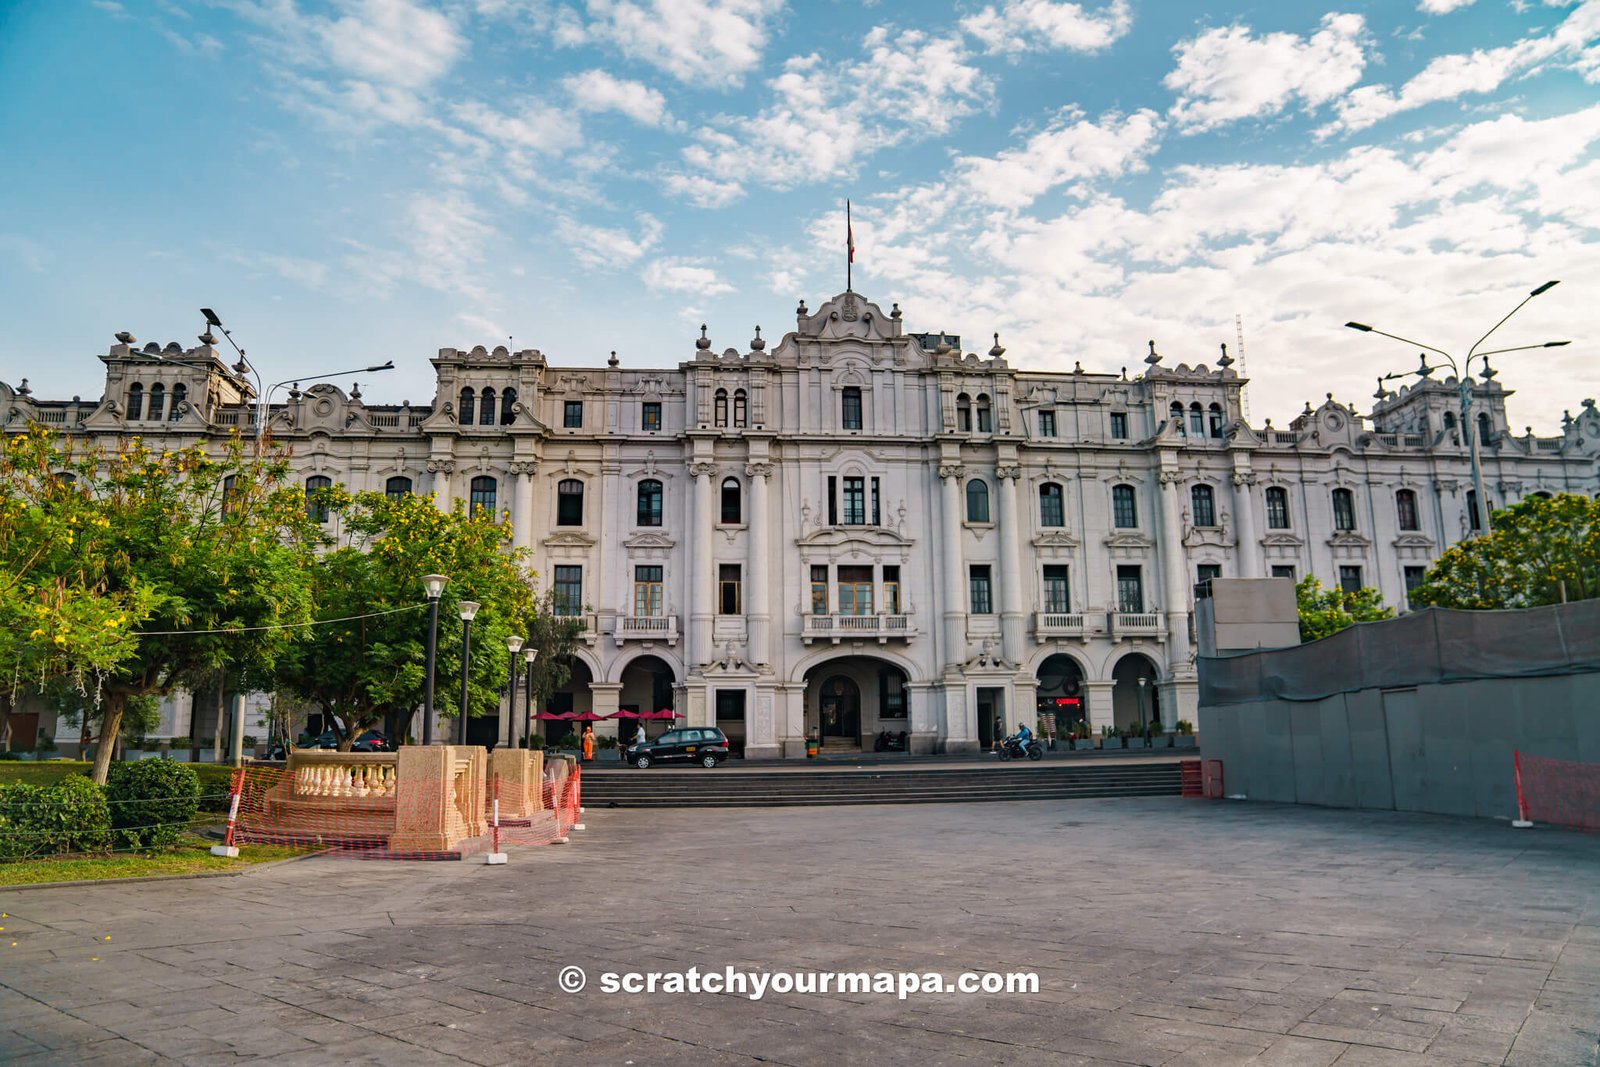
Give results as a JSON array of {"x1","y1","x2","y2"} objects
[
  {"x1": 148, "y1": 383, "x2": 165, "y2": 421},
  {"x1": 127, "y1": 382, "x2": 144, "y2": 420},
  {"x1": 479, "y1": 387, "x2": 496, "y2": 426},
  {"x1": 459, "y1": 388, "x2": 475, "y2": 424}
]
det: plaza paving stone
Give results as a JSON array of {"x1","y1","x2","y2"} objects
[{"x1": 2, "y1": 797, "x2": 1598, "y2": 1065}]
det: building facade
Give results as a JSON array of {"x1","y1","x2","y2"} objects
[{"x1": 4, "y1": 288, "x2": 1597, "y2": 756}]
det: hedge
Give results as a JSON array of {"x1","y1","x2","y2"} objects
[
  {"x1": 0, "y1": 776, "x2": 113, "y2": 860},
  {"x1": 105, "y1": 760, "x2": 202, "y2": 849}
]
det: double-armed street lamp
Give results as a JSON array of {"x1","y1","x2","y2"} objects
[
  {"x1": 456, "y1": 601, "x2": 480, "y2": 746},
  {"x1": 522, "y1": 647, "x2": 539, "y2": 749},
  {"x1": 422, "y1": 575, "x2": 448, "y2": 745},
  {"x1": 1345, "y1": 281, "x2": 1570, "y2": 534}
]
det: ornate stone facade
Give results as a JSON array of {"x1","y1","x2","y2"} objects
[{"x1": 5, "y1": 290, "x2": 1598, "y2": 756}]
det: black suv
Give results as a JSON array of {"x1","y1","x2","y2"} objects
[{"x1": 627, "y1": 728, "x2": 730, "y2": 768}]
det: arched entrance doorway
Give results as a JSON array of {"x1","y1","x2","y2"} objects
[
  {"x1": 1111, "y1": 653, "x2": 1160, "y2": 731},
  {"x1": 540, "y1": 658, "x2": 595, "y2": 747},
  {"x1": 1035, "y1": 653, "x2": 1087, "y2": 739},
  {"x1": 615, "y1": 654, "x2": 677, "y2": 746},
  {"x1": 802, "y1": 657, "x2": 908, "y2": 751}
]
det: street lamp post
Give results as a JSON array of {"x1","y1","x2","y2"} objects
[
  {"x1": 1345, "y1": 281, "x2": 1569, "y2": 534},
  {"x1": 1137, "y1": 677, "x2": 1149, "y2": 740},
  {"x1": 504, "y1": 635, "x2": 524, "y2": 750},
  {"x1": 456, "y1": 601, "x2": 480, "y2": 746},
  {"x1": 421, "y1": 575, "x2": 448, "y2": 745},
  {"x1": 522, "y1": 648, "x2": 539, "y2": 749}
]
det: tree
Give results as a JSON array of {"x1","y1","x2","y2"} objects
[
  {"x1": 1410, "y1": 493, "x2": 1600, "y2": 610},
  {"x1": 0, "y1": 427, "x2": 318, "y2": 783},
  {"x1": 1296, "y1": 575, "x2": 1394, "y2": 642},
  {"x1": 271, "y1": 489, "x2": 583, "y2": 750}
]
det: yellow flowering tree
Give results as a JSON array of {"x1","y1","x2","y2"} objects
[{"x1": 1410, "y1": 493, "x2": 1600, "y2": 610}]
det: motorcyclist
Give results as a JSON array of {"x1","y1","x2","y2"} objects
[{"x1": 1012, "y1": 721, "x2": 1033, "y2": 754}]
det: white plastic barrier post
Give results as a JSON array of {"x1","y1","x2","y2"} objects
[
  {"x1": 485, "y1": 774, "x2": 508, "y2": 864},
  {"x1": 210, "y1": 766, "x2": 244, "y2": 857}
]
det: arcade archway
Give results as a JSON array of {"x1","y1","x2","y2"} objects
[
  {"x1": 1110, "y1": 653, "x2": 1160, "y2": 731},
  {"x1": 1034, "y1": 653, "x2": 1087, "y2": 738}
]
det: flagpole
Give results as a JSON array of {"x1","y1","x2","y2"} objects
[{"x1": 846, "y1": 199, "x2": 853, "y2": 293}]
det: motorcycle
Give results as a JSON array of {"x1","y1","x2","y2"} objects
[
  {"x1": 873, "y1": 730, "x2": 908, "y2": 752},
  {"x1": 995, "y1": 733, "x2": 1044, "y2": 761}
]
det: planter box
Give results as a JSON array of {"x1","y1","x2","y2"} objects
[
  {"x1": 1072, "y1": 739, "x2": 1097, "y2": 751},
  {"x1": 1174, "y1": 735, "x2": 1198, "y2": 749},
  {"x1": 1099, "y1": 737, "x2": 1124, "y2": 750},
  {"x1": 1125, "y1": 737, "x2": 1148, "y2": 750},
  {"x1": 1149, "y1": 735, "x2": 1171, "y2": 750},
  {"x1": 597, "y1": 749, "x2": 621, "y2": 762}
]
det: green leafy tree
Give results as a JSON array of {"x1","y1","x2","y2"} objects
[
  {"x1": 1296, "y1": 575, "x2": 1394, "y2": 642},
  {"x1": 0, "y1": 428, "x2": 318, "y2": 783},
  {"x1": 271, "y1": 489, "x2": 583, "y2": 749},
  {"x1": 1410, "y1": 493, "x2": 1600, "y2": 610}
]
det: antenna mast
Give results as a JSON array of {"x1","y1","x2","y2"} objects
[{"x1": 1235, "y1": 313, "x2": 1251, "y2": 423}]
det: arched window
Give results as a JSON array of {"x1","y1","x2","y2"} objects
[
  {"x1": 720, "y1": 478, "x2": 742, "y2": 524},
  {"x1": 479, "y1": 387, "x2": 496, "y2": 426},
  {"x1": 1170, "y1": 401, "x2": 1185, "y2": 435},
  {"x1": 1191, "y1": 484, "x2": 1216, "y2": 527},
  {"x1": 1038, "y1": 483, "x2": 1064, "y2": 527},
  {"x1": 458, "y1": 388, "x2": 475, "y2": 425},
  {"x1": 1265, "y1": 487, "x2": 1290, "y2": 529},
  {"x1": 956, "y1": 393, "x2": 972, "y2": 432},
  {"x1": 966, "y1": 479, "x2": 990, "y2": 523},
  {"x1": 1395, "y1": 489, "x2": 1419, "y2": 531},
  {"x1": 636, "y1": 479, "x2": 663, "y2": 527},
  {"x1": 733, "y1": 389, "x2": 747, "y2": 428},
  {"x1": 148, "y1": 383, "x2": 165, "y2": 421},
  {"x1": 1443, "y1": 410, "x2": 1456, "y2": 430},
  {"x1": 557, "y1": 479, "x2": 584, "y2": 526},
  {"x1": 470, "y1": 475, "x2": 497, "y2": 514},
  {"x1": 305, "y1": 475, "x2": 332, "y2": 523},
  {"x1": 500, "y1": 388, "x2": 516, "y2": 425},
  {"x1": 1208, "y1": 403, "x2": 1223, "y2": 438},
  {"x1": 1477, "y1": 412, "x2": 1492, "y2": 445},
  {"x1": 841, "y1": 386, "x2": 863, "y2": 430},
  {"x1": 714, "y1": 389, "x2": 728, "y2": 428},
  {"x1": 1189, "y1": 402, "x2": 1205, "y2": 436},
  {"x1": 976, "y1": 394, "x2": 992, "y2": 433},
  {"x1": 127, "y1": 382, "x2": 143, "y2": 420},
  {"x1": 1332, "y1": 488, "x2": 1357, "y2": 532},
  {"x1": 1112, "y1": 484, "x2": 1138, "y2": 528},
  {"x1": 1466, "y1": 490, "x2": 1482, "y2": 531},
  {"x1": 168, "y1": 383, "x2": 187, "y2": 420},
  {"x1": 221, "y1": 474, "x2": 236, "y2": 515},
  {"x1": 385, "y1": 476, "x2": 412, "y2": 500}
]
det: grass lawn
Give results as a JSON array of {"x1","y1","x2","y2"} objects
[{"x1": 0, "y1": 837, "x2": 312, "y2": 887}]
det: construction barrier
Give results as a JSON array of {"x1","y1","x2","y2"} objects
[
  {"x1": 1201, "y1": 759, "x2": 1225, "y2": 800},
  {"x1": 1179, "y1": 759, "x2": 1203, "y2": 798},
  {"x1": 1513, "y1": 751, "x2": 1600, "y2": 832}
]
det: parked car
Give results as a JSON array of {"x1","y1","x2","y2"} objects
[
  {"x1": 351, "y1": 730, "x2": 395, "y2": 753},
  {"x1": 626, "y1": 727, "x2": 730, "y2": 769}
]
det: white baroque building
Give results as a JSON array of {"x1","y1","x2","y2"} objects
[{"x1": 4, "y1": 288, "x2": 1598, "y2": 757}]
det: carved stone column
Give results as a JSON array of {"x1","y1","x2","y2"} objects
[
  {"x1": 1157, "y1": 468, "x2": 1192, "y2": 705},
  {"x1": 745, "y1": 462, "x2": 772, "y2": 666},
  {"x1": 995, "y1": 463, "x2": 1025, "y2": 666},
  {"x1": 508, "y1": 460, "x2": 537, "y2": 552},
  {"x1": 426, "y1": 458, "x2": 454, "y2": 512},
  {"x1": 689, "y1": 461, "x2": 716, "y2": 668},
  {"x1": 938, "y1": 464, "x2": 967, "y2": 668},
  {"x1": 1231, "y1": 468, "x2": 1260, "y2": 578}
]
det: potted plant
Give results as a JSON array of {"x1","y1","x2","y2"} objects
[
  {"x1": 1072, "y1": 720, "x2": 1096, "y2": 751},
  {"x1": 1175, "y1": 719, "x2": 1197, "y2": 749},
  {"x1": 597, "y1": 735, "x2": 621, "y2": 761},
  {"x1": 1125, "y1": 721, "x2": 1148, "y2": 749},
  {"x1": 1100, "y1": 723, "x2": 1123, "y2": 750},
  {"x1": 556, "y1": 731, "x2": 582, "y2": 758}
]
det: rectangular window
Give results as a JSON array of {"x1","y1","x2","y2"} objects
[
  {"x1": 1038, "y1": 410, "x2": 1056, "y2": 437},
  {"x1": 1116, "y1": 565, "x2": 1143, "y2": 613},
  {"x1": 1404, "y1": 565, "x2": 1426, "y2": 609},
  {"x1": 1190, "y1": 409, "x2": 1206, "y2": 436},
  {"x1": 827, "y1": 476, "x2": 838, "y2": 526},
  {"x1": 641, "y1": 402, "x2": 662, "y2": 431},
  {"x1": 1197, "y1": 564, "x2": 1222, "y2": 586},
  {"x1": 1110, "y1": 412, "x2": 1128, "y2": 439},
  {"x1": 1191, "y1": 486, "x2": 1216, "y2": 527},
  {"x1": 718, "y1": 564, "x2": 742, "y2": 615},
  {"x1": 841, "y1": 387, "x2": 863, "y2": 430},
  {"x1": 1270, "y1": 565, "x2": 1296, "y2": 581},
  {"x1": 880, "y1": 668, "x2": 907, "y2": 719},
  {"x1": 1266, "y1": 487, "x2": 1290, "y2": 530},
  {"x1": 871, "y1": 477, "x2": 881, "y2": 525},
  {"x1": 1112, "y1": 485, "x2": 1138, "y2": 528},
  {"x1": 1043, "y1": 565, "x2": 1070, "y2": 613},
  {"x1": 633, "y1": 565, "x2": 663, "y2": 617},
  {"x1": 842, "y1": 477, "x2": 866, "y2": 525},
  {"x1": 563, "y1": 400, "x2": 583, "y2": 428},
  {"x1": 553, "y1": 566, "x2": 582, "y2": 616},
  {"x1": 1338, "y1": 566, "x2": 1363, "y2": 595},
  {"x1": 810, "y1": 565, "x2": 829, "y2": 615},
  {"x1": 976, "y1": 404, "x2": 992, "y2": 433},
  {"x1": 1332, "y1": 489, "x2": 1357, "y2": 532},
  {"x1": 883, "y1": 566, "x2": 901, "y2": 614},
  {"x1": 838, "y1": 565, "x2": 873, "y2": 616},
  {"x1": 1039, "y1": 484, "x2": 1064, "y2": 527},
  {"x1": 969, "y1": 564, "x2": 994, "y2": 614}
]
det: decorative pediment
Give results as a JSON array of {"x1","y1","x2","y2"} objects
[
  {"x1": 1102, "y1": 531, "x2": 1154, "y2": 560},
  {"x1": 623, "y1": 532, "x2": 678, "y2": 552},
  {"x1": 1031, "y1": 531, "x2": 1081, "y2": 550},
  {"x1": 792, "y1": 291, "x2": 904, "y2": 344},
  {"x1": 796, "y1": 525, "x2": 915, "y2": 551},
  {"x1": 1327, "y1": 530, "x2": 1372, "y2": 560},
  {"x1": 1182, "y1": 526, "x2": 1234, "y2": 549},
  {"x1": 1260, "y1": 532, "x2": 1305, "y2": 548},
  {"x1": 542, "y1": 531, "x2": 596, "y2": 549}
]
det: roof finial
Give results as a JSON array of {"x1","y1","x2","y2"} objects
[
  {"x1": 608, "y1": 350, "x2": 619, "y2": 367},
  {"x1": 749, "y1": 326, "x2": 765, "y2": 352},
  {"x1": 988, "y1": 332, "x2": 1005, "y2": 358},
  {"x1": 1217, "y1": 342, "x2": 1234, "y2": 369},
  {"x1": 695, "y1": 324, "x2": 711, "y2": 351},
  {"x1": 1145, "y1": 340, "x2": 1161, "y2": 366}
]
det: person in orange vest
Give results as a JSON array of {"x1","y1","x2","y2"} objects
[{"x1": 581, "y1": 725, "x2": 595, "y2": 762}]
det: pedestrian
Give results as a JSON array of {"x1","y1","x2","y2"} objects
[
  {"x1": 634, "y1": 722, "x2": 646, "y2": 749},
  {"x1": 582, "y1": 724, "x2": 595, "y2": 762}
]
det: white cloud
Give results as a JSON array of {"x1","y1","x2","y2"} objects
[
  {"x1": 556, "y1": 213, "x2": 664, "y2": 268},
  {"x1": 1326, "y1": 2, "x2": 1600, "y2": 135},
  {"x1": 961, "y1": 0, "x2": 1132, "y2": 54},
  {"x1": 1165, "y1": 13, "x2": 1370, "y2": 132},
  {"x1": 642, "y1": 257, "x2": 735, "y2": 295},
  {"x1": 562, "y1": 69, "x2": 670, "y2": 127},
  {"x1": 666, "y1": 28, "x2": 992, "y2": 203},
  {"x1": 957, "y1": 108, "x2": 1163, "y2": 210},
  {"x1": 1418, "y1": 0, "x2": 1475, "y2": 12},
  {"x1": 452, "y1": 98, "x2": 584, "y2": 155},
  {"x1": 317, "y1": 0, "x2": 465, "y2": 89},
  {"x1": 403, "y1": 190, "x2": 495, "y2": 300},
  {"x1": 579, "y1": 0, "x2": 784, "y2": 89}
]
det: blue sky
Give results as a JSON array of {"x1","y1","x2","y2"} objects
[{"x1": 1, "y1": 0, "x2": 1596, "y2": 430}]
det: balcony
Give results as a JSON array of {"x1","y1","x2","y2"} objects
[
  {"x1": 1110, "y1": 612, "x2": 1165, "y2": 640},
  {"x1": 801, "y1": 613, "x2": 915, "y2": 645},
  {"x1": 1033, "y1": 612, "x2": 1091, "y2": 642},
  {"x1": 554, "y1": 611, "x2": 600, "y2": 646},
  {"x1": 613, "y1": 614, "x2": 678, "y2": 646}
]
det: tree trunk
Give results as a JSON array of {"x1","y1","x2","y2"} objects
[{"x1": 90, "y1": 690, "x2": 128, "y2": 785}]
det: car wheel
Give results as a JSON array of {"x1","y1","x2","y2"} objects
[
  {"x1": 700, "y1": 753, "x2": 718, "y2": 768},
  {"x1": 636, "y1": 754, "x2": 652, "y2": 769}
]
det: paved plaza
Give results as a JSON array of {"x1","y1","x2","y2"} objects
[{"x1": 2, "y1": 797, "x2": 1598, "y2": 1066}]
